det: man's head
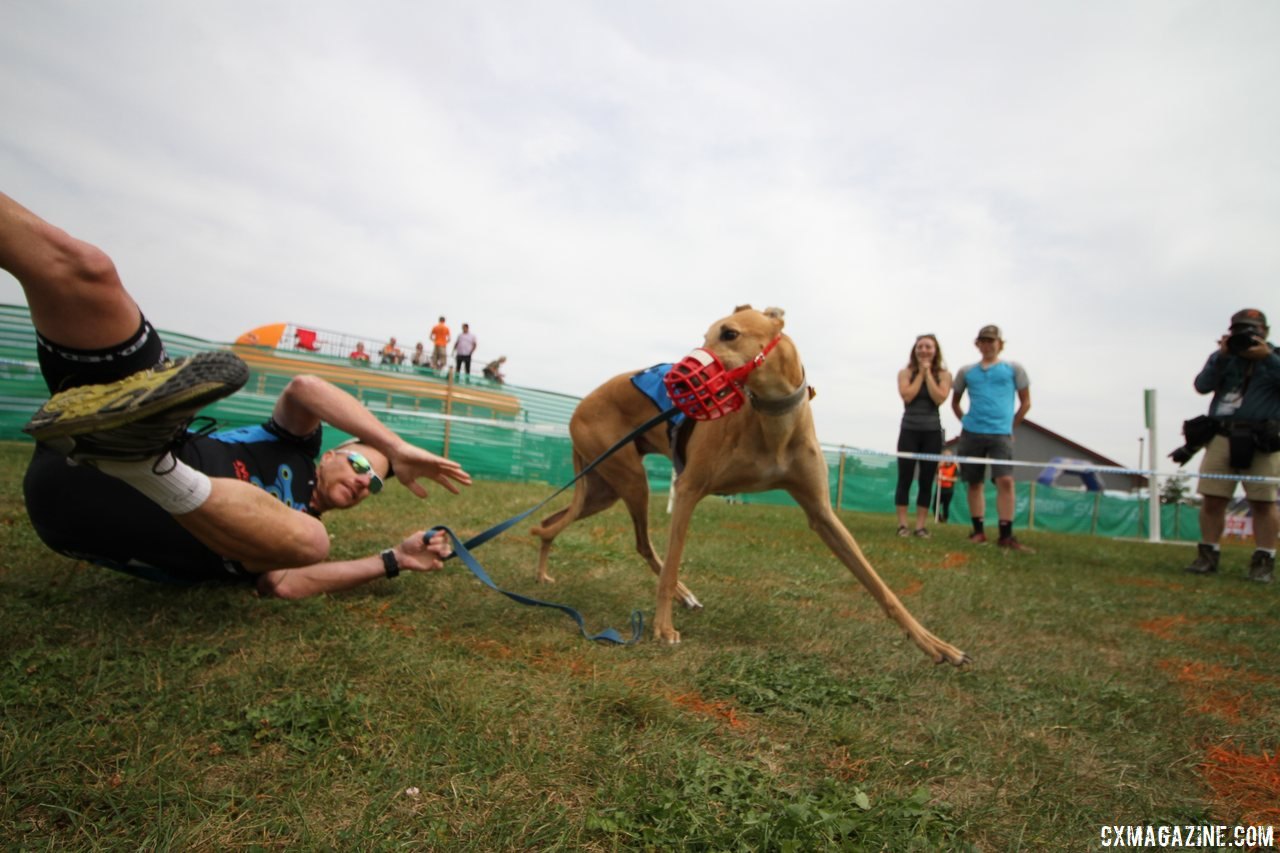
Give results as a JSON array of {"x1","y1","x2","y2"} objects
[
  {"x1": 462, "y1": 323, "x2": 470, "y2": 332},
  {"x1": 1230, "y1": 308, "x2": 1268, "y2": 334},
  {"x1": 438, "y1": 316, "x2": 446, "y2": 323},
  {"x1": 975, "y1": 324, "x2": 1004, "y2": 356},
  {"x1": 312, "y1": 441, "x2": 392, "y2": 513}
]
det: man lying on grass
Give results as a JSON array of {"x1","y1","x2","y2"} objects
[{"x1": 1, "y1": 191, "x2": 472, "y2": 597}]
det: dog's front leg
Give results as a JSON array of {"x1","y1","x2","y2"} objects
[
  {"x1": 653, "y1": 492, "x2": 699, "y2": 644},
  {"x1": 787, "y1": 476, "x2": 971, "y2": 666}
]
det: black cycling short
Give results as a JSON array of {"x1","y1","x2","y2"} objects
[{"x1": 36, "y1": 316, "x2": 167, "y2": 394}]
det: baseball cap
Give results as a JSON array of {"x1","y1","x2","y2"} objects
[
  {"x1": 1230, "y1": 308, "x2": 1267, "y2": 331},
  {"x1": 976, "y1": 324, "x2": 1003, "y2": 341}
]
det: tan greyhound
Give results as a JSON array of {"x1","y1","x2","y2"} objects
[{"x1": 532, "y1": 305, "x2": 970, "y2": 666}]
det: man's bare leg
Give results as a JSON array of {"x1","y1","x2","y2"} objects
[{"x1": 0, "y1": 192, "x2": 141, "y2": 348}]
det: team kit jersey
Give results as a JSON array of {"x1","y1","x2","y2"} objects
[{"x1": 24, "y1": 420, "x2": 324, "y2": 585}]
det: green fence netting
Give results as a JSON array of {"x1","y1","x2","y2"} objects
[
  {"x1": 0, "y1": 303, "x2": 1197, "y2": 542},
  {"x1": 736, "y1": 449, "x2": 1201, "y2": 542}
]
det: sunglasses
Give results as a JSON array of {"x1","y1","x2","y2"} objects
[
  {"x1": 346, "y1": 451, "x2": 384, "y2": 494},
  {"x1": 976, "y1": 336, "x2": 997, "y2": 343}
]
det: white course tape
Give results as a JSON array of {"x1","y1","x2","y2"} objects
[{"x1": 825, "y1": 447, "x2": 1280, "y2": 485}]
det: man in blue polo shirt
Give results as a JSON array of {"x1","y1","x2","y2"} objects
[{"x1": 950, "y1": 324, "x2": 1032, "y2": 552}]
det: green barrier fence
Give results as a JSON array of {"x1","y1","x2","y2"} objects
[
  {"x1": 0, "y1": 303, "x2": 1199, "y2": 542},
  {"x1": 737, "y1": 447, "x2": 1201, "y2": 542}
]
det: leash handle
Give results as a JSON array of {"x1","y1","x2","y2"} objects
[{"x1": 430, "y1": 526, "x2": 645, "y2": 645}]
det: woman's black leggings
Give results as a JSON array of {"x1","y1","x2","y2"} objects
[{"x1": 895, "y1": 428, "x2": 943, "y2": 508}]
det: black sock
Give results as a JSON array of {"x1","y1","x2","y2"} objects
[
  {"x1": 971, "y1": 518, "x2": 984, "y2": 536},
  {"x1": 999, "y1": 521, "x2": 1013, "y2": 540}
]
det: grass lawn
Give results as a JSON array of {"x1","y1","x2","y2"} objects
[{"x1": 1, "y1": 440, "x2": 1277, "y2": 850}]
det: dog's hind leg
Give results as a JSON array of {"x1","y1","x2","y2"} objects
[
  {"x1": 531, "y1": 461, "x2": 619, "y2": 584},
  {"x1": 785, "y1": 465, "x2": 970, "y2": 666}
]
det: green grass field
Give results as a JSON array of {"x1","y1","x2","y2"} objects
[{"x1": 1, "y1": 440, "x2": 1277, "y2": 850}]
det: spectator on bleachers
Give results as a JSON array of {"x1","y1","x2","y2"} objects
[
  {"x1": 430, "y1": 317, "x2": 450, "y2": 370},
  {"x1": 483, "y1": 356, "x2": 507, "y2": 384},
  {"x1": 453, "y1": 323, "x2": 477, "y2": 376},
  {"x1": 380, "y1": 337, "x2": 405, "y2": 366},
  {"x1": 349, "y1": 342, "x2": 371, "y2": 364}
]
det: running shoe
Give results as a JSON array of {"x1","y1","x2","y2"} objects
[
  {"x1": 997, "y1": 536, "x2": 1035, "y2": 553},
  {"x1": 25, "y1": 351, "x2": 248, "y2": 461}
]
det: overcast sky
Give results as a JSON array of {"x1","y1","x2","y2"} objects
[{"x1": 2, "y1": 1, "x2": 1277, "y2": 475}]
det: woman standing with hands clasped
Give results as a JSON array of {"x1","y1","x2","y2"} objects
[{"x1": 895, "y1": 334, "x2": 952, "y2": 537}]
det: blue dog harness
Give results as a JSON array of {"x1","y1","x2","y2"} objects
[{"x1": 631, "y1": 364, "x2": 691, "y2": 472}]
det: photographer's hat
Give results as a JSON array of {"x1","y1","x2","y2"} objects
[{"x1": 1230, "y1": 308, "x2": 1267, "y2": 331}]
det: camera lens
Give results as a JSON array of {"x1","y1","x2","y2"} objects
[{"x1": 1227, "y1": 330, "x2": 1257, "y2": 355}]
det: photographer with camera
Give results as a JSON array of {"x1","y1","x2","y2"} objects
[{"x1": 1181, "y1": 308, "x2": 1280, "y2": 582}]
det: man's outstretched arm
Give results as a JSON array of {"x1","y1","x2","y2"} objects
[{"x1": 254, "y1": 528, "x2": 453, "y2": 599}]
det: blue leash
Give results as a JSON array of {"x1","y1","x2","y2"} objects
[{"x1": 430, "y1": 405, "x2": 680, "y2": 644}]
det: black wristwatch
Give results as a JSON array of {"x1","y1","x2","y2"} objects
[{"x1": 380, "y1": 549, "x2": 400, "y2": 579}]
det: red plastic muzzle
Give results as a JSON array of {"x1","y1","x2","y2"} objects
[{"x1": 663, "y1": 335, "x2": 782, "y2": 421}]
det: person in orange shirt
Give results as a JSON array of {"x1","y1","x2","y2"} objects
[
  {"x1": 429, "y1": 317, "x2": 451, "y2": 370},
  {"x1": 933, "y1": 449, "x2": 958, "y2": 523}
]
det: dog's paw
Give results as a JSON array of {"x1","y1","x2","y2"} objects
[
  {"x1": 934, "y1": 648, "x2": 972, "y2": 667},
  {"x1": 677, "y1": 589, "x2": 703, "y2": 610},
  {"x1": 653, "y1": 627, "x2": 682, "y2": 645},
  {"x1": 535, "y1": 573, "x2": 556, "y2": 585}
]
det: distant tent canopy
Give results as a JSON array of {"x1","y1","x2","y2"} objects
[{"x1": 1037, "y1": 457, "x2": 1105, "y2": 492}]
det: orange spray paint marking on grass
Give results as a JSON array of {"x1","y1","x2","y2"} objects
[
  {"x1": 345, "y1": 600, "x2": 417, "y2": 637},
  {"x1": 669, "y1": 692, "x2": 747, "y2": 729},
  {"x1": 1138, "y1": 614, "x2": 1195, "y2": 641},
  {"x1": 1155, "y1": 659, "x2": 1276, "y2": 724},
  {"x1": 1156, "y1": 659, "x2": 1280, "y2": 823},
  {"x1": 920, "y1": 552, "x2": 969, "y2": 570},
  {"x1": 1114, "y1": 577, "x2": 1185, "y2": 591},
  {"x1": 1200, "y1": 745, "x2": 1280, "y2": 824}
]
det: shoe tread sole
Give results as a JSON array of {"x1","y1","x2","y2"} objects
[{"x1": 24, "y1": 352, "x2": 248, "y2": 440}]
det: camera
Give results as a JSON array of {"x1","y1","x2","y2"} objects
[
  {"x1": 1169, "y1": 414, "x2": 1219, "y2": 466},
  {"x1": 1227, "y1": 328, "x2": 1261, "y2": 355}
]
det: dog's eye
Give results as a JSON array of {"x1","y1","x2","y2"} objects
[{"x1": 719, "y1": 328, "x2": 740, "y2": 342}]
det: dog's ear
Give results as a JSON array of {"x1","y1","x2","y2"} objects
[
  {"x1": 763, "y1": 306, "x2": 785, "y2": 329},
  {"x1": 733, "y1": 304, "x2": 753, "y2": 313},
  {"x1": 808, "y1": 385, "x2": 817, "y2": 400}
]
